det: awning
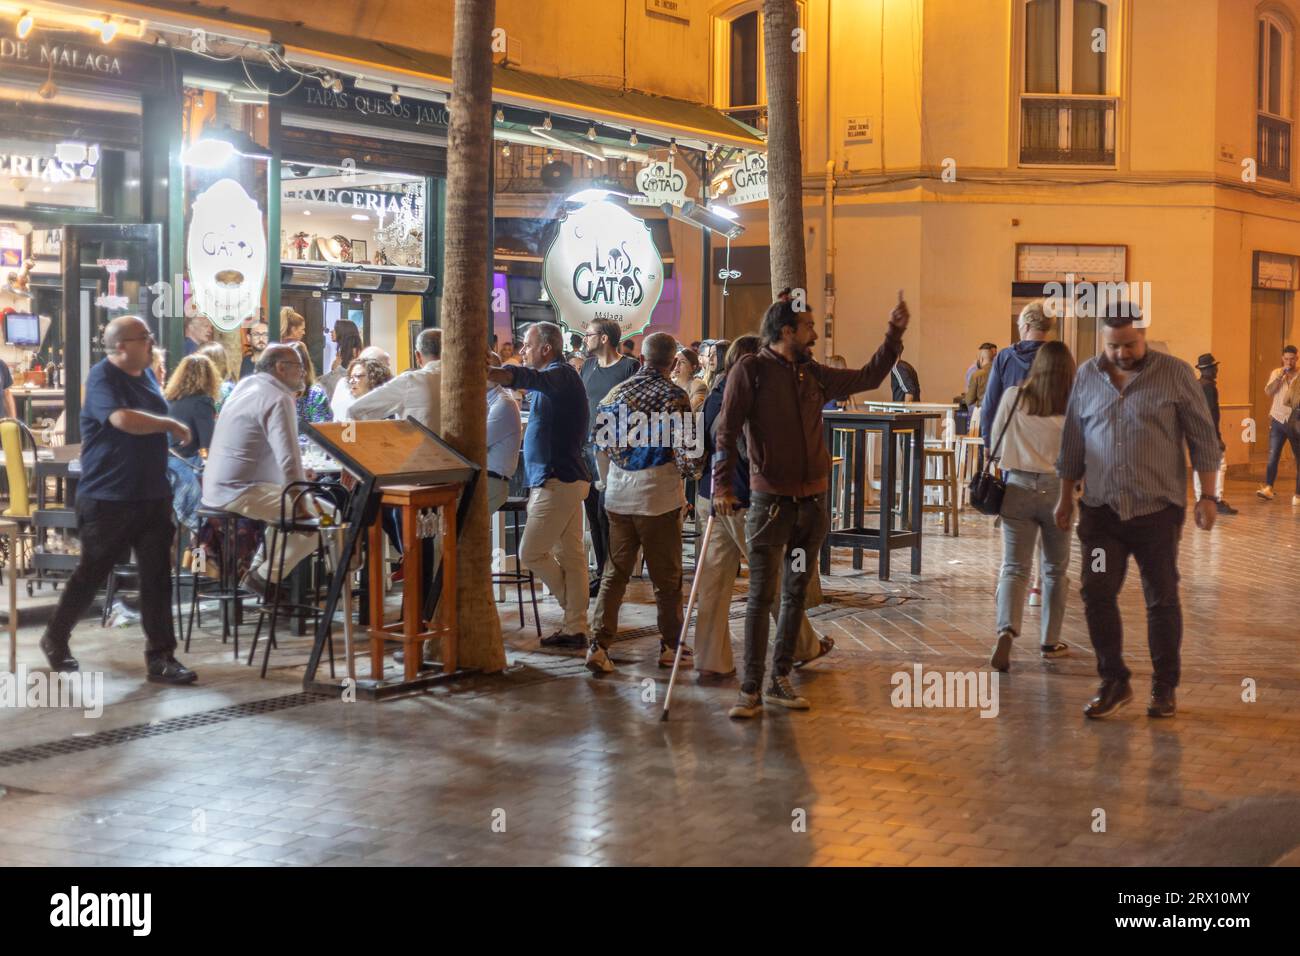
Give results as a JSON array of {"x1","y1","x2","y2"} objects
[{"x1": 74, "y1": 0, "x2": 765, "y2": 151}]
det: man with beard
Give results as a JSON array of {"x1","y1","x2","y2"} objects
[
  {"x1": 1055, "y1": 308, "x2": 1221, "y2": 720},
  {"x1": 713, "y1": 292, "x2": 909, "y2": 717}
]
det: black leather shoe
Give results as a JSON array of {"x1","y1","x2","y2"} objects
[
  {"x1": 1083, "y1": 679, "x2": 1133, "y2": 719},
  {"x1": 1148, "y1": 683, "x2": 1177, "y2": 718},
  {"x1": 39, "y1": 634, "x2": 79, "y2": 672},
  {"x1": 1215, "y1": 500, "x2": 1238, "y2": 516},
  {"x1": 540, "y1": 631, "x2": 587, "y2": 648},
  {"x1": 146, "y1": 657, "x2": 198, "y2": 685}
]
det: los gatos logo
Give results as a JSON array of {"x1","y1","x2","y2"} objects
[{"x1": 542, "y1": 200, "x2": 663, "y2": 341}]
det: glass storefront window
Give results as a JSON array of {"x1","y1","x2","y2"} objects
[{"x1": 280, "y1": 163, "x2": 426, "y2": 271}]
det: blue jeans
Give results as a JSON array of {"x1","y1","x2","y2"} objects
[
  {"x1": 996, "y1": 471, "x2": 1070, "y2": 646},
  {"x1": 166, "y1": 455, "x2": 203, "y2": 532},
  {"x1": 1264, "y1": 418, "x2": 1300, "y2": 492}
]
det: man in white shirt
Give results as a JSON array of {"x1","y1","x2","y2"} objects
[
  {"x1": 1257, "y1": 344, "x2": 1300, "y2": 503},
  {"x1": 348, "y1": 330, "x2": 441, "y2": 430},
  {"x1": 586, "y1": 332, "x2": 702, "y2": 675},
  {"x1": 486, "y1": 350, "x2": 522, "y2": 514},
  {"x1": 202, "y1": 344, "x2": 327, "y2": 597}
]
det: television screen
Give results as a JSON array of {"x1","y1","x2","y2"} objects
[{"x1": 4, "y1": 312, "x2": 40, "y2": 347}]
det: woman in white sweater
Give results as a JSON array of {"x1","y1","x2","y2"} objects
[{"x1": 989, "y1": 340, "x2": 1076, "y2": 672}]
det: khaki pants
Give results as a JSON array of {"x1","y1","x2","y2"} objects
[
  {"x1": 692, "y1": 496, "x2": 822, "y2": 674},
  {"x1": 486, "y1": 476, "x2": 510, "y2": 516},
  {"x1": 519, "y1": 478, "x2": 590, "y2": 635},
  {"x1": 221, "y1": 483, "x2": 332, "y2": 584},
  {"x1": 592, "y1": 507, "x2": 683, "y2": 649}
]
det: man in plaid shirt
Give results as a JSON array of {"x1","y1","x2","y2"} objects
[{"x1": 586, "y1": 332, "x2": 704, "y2": 675}]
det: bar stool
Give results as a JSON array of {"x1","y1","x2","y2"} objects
[
  {"x1": 954, "y1": 435, "x2": 985, "y2": 510},
  {"x1": 492, "y1": 496, "x2": 540, "y2": 636},
  {"x1": 186, "y1": 507, "x2": 259, "y2": 658},
  {"x1": 247, "y1": 481, "x2": 337, "y2": 679},
  {"x1": 922, "y1": 445, "x2": 959, "y2": 536},
  {"x1": 101, "y1": 563, "x2": 138, "y2": 626}
]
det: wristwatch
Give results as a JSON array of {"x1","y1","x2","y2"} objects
[{"x1": 1198, "y1": 494, "x2": 1217, "y2": 502}]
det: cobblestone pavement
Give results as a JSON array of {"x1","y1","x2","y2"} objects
[{"x1": 1, "y1": 479, "x2": 1298, "y2": 866}]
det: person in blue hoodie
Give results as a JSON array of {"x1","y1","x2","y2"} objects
[{"x1": 981, "y1": 300, "x2": 1056, "y2": 448}]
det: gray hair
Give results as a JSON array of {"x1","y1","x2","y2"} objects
[
  {"x1": 358, "y1": 345, "x2": 391, "y2": 367},
  {"x1": 1019, "y1": 300, "x2": 1055, "y2": 333},
  {"x1": 642, "y1": 331, "x2": 678, "y2": 370},
  {"x1": 256, "y1": 343, "x2": 299, "y2": 373},
  {"x1": 526, "y1": 321, "x2": 565, "y2": 358},
  {"x1": 416, "y1": 328, "x2": 442, "y2": 360}
]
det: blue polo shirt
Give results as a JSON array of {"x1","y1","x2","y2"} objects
[
  {"x1": 507, "y1": 360, "x2": 591, "y2": 488},
  {"x1": 78, "y1": 358, "x2": 171, "y2": 501}
]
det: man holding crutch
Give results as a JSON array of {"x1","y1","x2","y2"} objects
[{"x1": 713, "y1": 293, "x2": 909, "y2": 718}]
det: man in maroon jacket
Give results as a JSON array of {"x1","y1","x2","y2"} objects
[{"x1": 714, "y1": 293, "x2": 909, "y2": 718}]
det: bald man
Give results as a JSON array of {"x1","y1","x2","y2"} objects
[{"x1": 39, "y1": 316, "x2": 199, "y2": 684}]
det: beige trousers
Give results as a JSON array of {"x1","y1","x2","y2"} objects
[
  {"x1": 222, "y1": 483, "x2": 332, "y2": 584},
  {"x1": 519, "y1": 478, "x2": 591, "y2": 635},
  {"x1": 691, "y1": 496, "x2": 823, "y2": 674}
]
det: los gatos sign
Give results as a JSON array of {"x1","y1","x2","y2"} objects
[
  {"x1": 186, "y1": 179, "x2": 267, "y2": 332},
  {"x1": 541, "y1": 199, "x2": 664, "y2": 341}
]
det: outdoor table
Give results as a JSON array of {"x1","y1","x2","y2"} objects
[
  {"x1": 34, "y1": 443, "x2": 81, "y2": 510},
  {"x1": 820, "y1": 410, "x2": 939, "y2": 580}
]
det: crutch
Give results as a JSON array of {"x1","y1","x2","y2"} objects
[{"x1": 661, "y1": 514, "x2": 715, "y2": 721}]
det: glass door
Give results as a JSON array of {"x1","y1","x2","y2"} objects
[{"x1": 61, "y1": 224, "x2": 163, "y2": 443}]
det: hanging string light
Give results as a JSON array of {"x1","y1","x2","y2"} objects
[
  {"x1": 586, "y1": 156, "x2": 594, "y2": 170},
  {"x1": 587, "y1": 124, "x2": 598, "y2": 141},
  {"x1": 495, "y1": 107, "x2": 505, "y2": 123},
  {"x1": 542, "y1": 114, "x2": 552, "y2": 130},
  {"x1": 17, "y1": 11, "x2": 34, "y2": 39},
  {"x1": 629, "y1": 130, "x2": 638, "y2": 147},
  {"x1": 669, "y1": 138, "x2": 677, "y2": 156},
  {"x1": 99, "y1": 17, "x2": 117, "y2": 43},
  {"x1": 501, "y1": 142, "x2": 510, "y2": 157},
  {"x1": 545, "y1": 148, "x2": 555, "y2": 163},
  {"x1": 390, "y1": 86, "x2": 401, "y2": 106}
]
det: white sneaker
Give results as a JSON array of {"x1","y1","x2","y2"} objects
[
  {"x1": 585, "y1": 641, "x2": 615, "y2": 675},
  {"x1": 1257, "y1": 485, "x2": 1275, "y2": 500}
]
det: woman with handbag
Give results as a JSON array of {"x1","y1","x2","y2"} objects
[{"x1": 988, "y1": 341, "x2": 1076, "y2": 672}]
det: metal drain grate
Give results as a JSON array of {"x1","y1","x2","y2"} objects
[{"x1": 0, "y1": 692, "x2": 332, "y2": 768}]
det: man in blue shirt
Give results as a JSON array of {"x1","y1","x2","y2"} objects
[
  {"x1": 39, "y1": 315, "x2": 199, "y2": 685},
  {"x1": 488, "y1": 321, "x2": 591, "y2": 646}
]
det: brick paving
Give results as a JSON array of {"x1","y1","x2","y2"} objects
[{"x1": 1, "y1": 478, "x2": 1299, "y2": 866}]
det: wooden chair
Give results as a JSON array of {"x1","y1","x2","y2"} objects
[{"x1": 922, "y1": 444, "x2": 959, "y2": 536}]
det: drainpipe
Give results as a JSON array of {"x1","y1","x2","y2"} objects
[{"x1": 823, "y1": 0, "x2": 836, "y2": 359}]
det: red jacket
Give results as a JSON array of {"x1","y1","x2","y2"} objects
[{"x1": 713, "y1": 325, "x2": 904, "y2": 498}]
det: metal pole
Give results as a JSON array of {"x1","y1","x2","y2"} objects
[{"x1": 661, "y1": 514, "x2": 714, "y2": 721}]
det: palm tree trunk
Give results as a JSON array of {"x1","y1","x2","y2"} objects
[
  {"x1": 763, "y1": 0, "x2": 806, "y2": 297},
  {"x1": 440, "y1": 0, "x2": 505, "y2": 672}
]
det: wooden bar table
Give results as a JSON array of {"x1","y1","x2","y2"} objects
[
  {"x1": 367, "y1": 483, "x2": 461, "y2": 682},
  {"x1": 820, "y1": 410, "x2": 939, "y2": 580}
]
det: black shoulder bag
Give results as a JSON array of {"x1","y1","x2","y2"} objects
[{"x1": 968, "y1": 389, "x2": 1023, "y2": 516}]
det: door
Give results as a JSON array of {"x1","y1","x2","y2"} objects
[
  {"x1": 1251, "y1": 288, "x2": 1291, "y2": 467},
  {"x1": 61, "y1": 224, "x2": 164, "y2": 444}
]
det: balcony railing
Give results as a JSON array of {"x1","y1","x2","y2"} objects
[
  {"x1": 1257, "y1": 113, "x2": 1292, "y2": 182},
  {"x1": 1019, "y1": 95, "x2": 1117, "y2": 166}
]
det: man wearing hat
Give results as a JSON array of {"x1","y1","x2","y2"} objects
[{"x1": 1195, "y1": 353, "x2": 1237, "y2": 515}]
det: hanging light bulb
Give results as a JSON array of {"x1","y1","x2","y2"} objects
[
  {"x1": 16, "y1": 11, "x2": 34, "y2": 39},
  {"x1": 669, "y1": 138, "x2": 677, "y2": 156},
  {"x1": 331, "y1": 76, "x2": 344, "y2": 93},
  {"x1": 586, "y1": 157, "x2": 594, "y2": 170},
  {"x1": 629, "y1": 130, "x2": 638, "y2": 147},
  {"x1": 706, "y1": 144, "x2": 716, "y2": 160},
  {"x1": 502, "y1": 142, "x2": 510, "y2": 157},
  {"x1": 545, "y1": 148, "x2": 555, "y2": 163},
  {"x1": 99, "y1": 18, "x2": 117, "y2": 43},
  {"x1": 587, "y1": 124, "x2": 597, "y2": 141},
  {"x1": 619, "y1": 159, "x2": 627, "y2": 172},
  {"x1": 390, "y1": 86, "x2": 401, "y2": 106},
  {"x1": 319, "y1": 73, "x2": 334, "y2": 89},
  {"x1": 495, "y1": 107, "x2": 505, "y2": 123},
  {"x1": 542, "y1": 114, "x2": 552, "y2": 131}
]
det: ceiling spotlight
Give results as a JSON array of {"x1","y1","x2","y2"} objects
[
  {"x1": 542, "y1": 114, "x2": 552, "y2": 131},
  {"x1": 629, "y1": 130, "x2": 638, "y2": 147},
  {"x1": 669, "y1": 138, "x2": 677, "y2": 156},
  {"x1": 495, "y1": 107, "x2": 505, "y2": 123},
  {"x1": 99, "y1": 18, "x2": 117, "y2": 43},
  {"x1": 390, "y1": 86, "x2": 401, "y2": 106},
  {"x1": 587, "y1": 124, "x2": 597, "y2": 141},
  {"x1": 502, "y1": 142, "x2": 510, "y2": 157},
  {"x1": 17, "y1": 11, "x2": 33, "y2": 39}
]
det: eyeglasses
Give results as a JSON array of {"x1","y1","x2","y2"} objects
[
  {"x1": 119, "y1": 333, "x2": 155, "y2": 344},
  {"x1": 276, "y1": 360, "x2": 304, "y2": 369},
  {"x1": 347, "y1": 374, "x2": 365, "y2": 383}
]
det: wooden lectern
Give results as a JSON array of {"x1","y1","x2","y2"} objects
[{"x1": 301, "y1": 418, "x2": 479, "y2": 700}]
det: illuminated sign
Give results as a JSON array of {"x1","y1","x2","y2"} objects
[
  {"x1": 0, "y1": 142, "x2": 99, "y2": 183},
  {"x1": 186, "y1": 179, "x2": 267, "y2": 332},
  {"x1": 282, "y1": 186, "x2": 421, "y2": 218},
  {"x1": 541, "y1": 199, "x2": 663, "y2": 340},
  {"x1": 630, "y1": 161, "x2": 687, "y2": 207},
  {"x1": 727, "y1": 151, "x2": 768, "y2": 206}
]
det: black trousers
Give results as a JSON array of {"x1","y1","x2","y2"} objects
[
  {"x1": 44, "y1": 496, "x2": 177, "y2": 661},
  {"x1": 1077, "y1": 502, "x2": 1185, "y2": 687},
  {"x1": 582, "y1": 444, "x2": 610, "y2": 580}
]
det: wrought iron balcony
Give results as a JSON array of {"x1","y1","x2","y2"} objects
[
  {"x1": 1257, "y1": 113, "x2": 1292, "y2": 182},
  {"x1": 1020, "y1": 95, "x2": 1117, "y2": 166}
]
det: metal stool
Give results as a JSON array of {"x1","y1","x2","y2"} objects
[
  {"x1": 247, "y1": 481, "x2": 336, "y2": 678},
  {"x1": 186, "y1": 506, "x2": 258, "y2": 658},
  {"x1": 492, "y1": 496, "x2": 540, "y2": 636}
]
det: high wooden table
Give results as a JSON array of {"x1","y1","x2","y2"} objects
[
  {"x1": 366, "y1": 483, "x2": 461, "y2": 682},
  {"x1": 820, "y1": 410, "x2": 939, "y2": 580}
]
